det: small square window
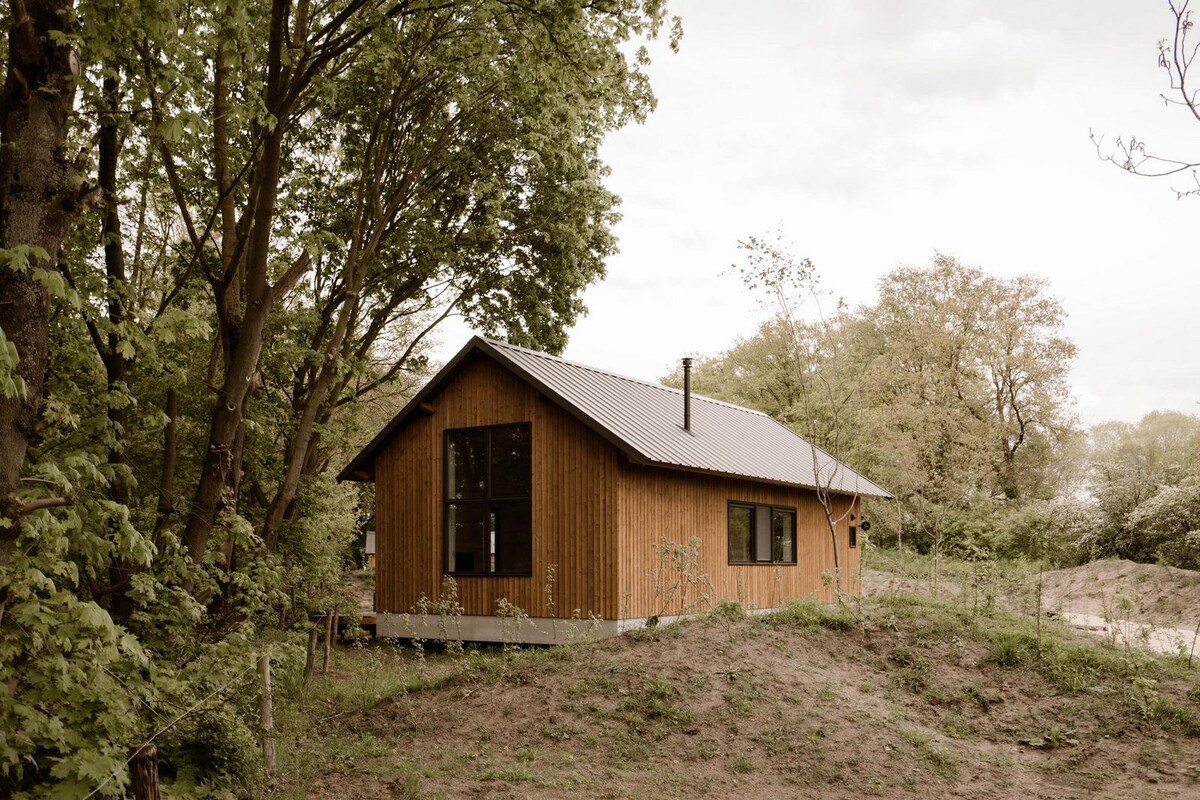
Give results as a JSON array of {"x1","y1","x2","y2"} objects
[{"x1": 727, "y1": 502, "x2": 796, "y2": 565}]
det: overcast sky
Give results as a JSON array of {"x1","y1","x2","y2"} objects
[{"x1": 439, "y1": 0, "x2": 1200, "y2": 426}]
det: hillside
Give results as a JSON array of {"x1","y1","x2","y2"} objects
[{"x1": 272, "y1": 595, "x2": 1200, "y2": 799}]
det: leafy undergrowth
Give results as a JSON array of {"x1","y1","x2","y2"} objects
[{"x1": 269, "y1": 597, "x2": 1200, "y2": 800}]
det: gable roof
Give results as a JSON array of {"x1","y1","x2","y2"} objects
[{"x1": 338, "y1": 336, "x2": 892, "y2": 498}]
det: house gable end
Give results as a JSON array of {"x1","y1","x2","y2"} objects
[{"x1": 338, "y1": 337, "x2": 649, "y2": 482}]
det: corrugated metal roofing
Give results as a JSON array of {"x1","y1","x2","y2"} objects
[{"x1": 339, "y1": 336, "x2": 892, "y2": 498}]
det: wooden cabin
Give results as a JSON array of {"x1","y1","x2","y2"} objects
[{"x1": 339, "y1": 336, "x2": 891, "y2": 643}]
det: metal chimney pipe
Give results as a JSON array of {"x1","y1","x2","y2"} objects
[{"x1": 682, "y1": 357, "x2": 693, "y2": 432}]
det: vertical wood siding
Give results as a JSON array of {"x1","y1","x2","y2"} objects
[
  {"x1": 374, "y1": 353, "x2": 862, "y2": 623},
  {"x1": 374, "y1": 355, "x2": 620, "y2": 619},
  {"x1": 616, "y1": 463, "x2": 860, "y2": 619}
]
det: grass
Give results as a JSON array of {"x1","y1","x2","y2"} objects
[{"x1": 764, "y1": 598, "x2": 856, "y2": 630}]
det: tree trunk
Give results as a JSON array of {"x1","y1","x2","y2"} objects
[
  {"x1": 150, "y1": 387, "x2": 178, "y2": 544},
  {"x1": 180, "y1": 314, "x2": 267, "y2": 579},
  {"x1": 98, "y1": 69, "x2": 137, "y2": 621},
  {"x1": 0, "y1": 0, "x2": 83, "y2": 567},
  {"x1": 179, "y1": 110, "x2": 285, "y2": 583},
  {"x1": 262, "y1": 278, "x2": 363, "y2": 550},
  {"x1": 129, "y1": 743, "x2": 160, "y2": 800}
]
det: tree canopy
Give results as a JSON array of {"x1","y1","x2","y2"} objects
[
  {"x1": 0, "y1": 0, "x2": 680, "y2": 793},
  {"x1": 673, "y1": 252, "x2": 1080, "y2": 557}
]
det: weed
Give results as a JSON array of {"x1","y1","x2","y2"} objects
[
  {"x1": 413, "y1": 576, "x2": 466, "y2": 656},
  {"x1": 985, "y1": 632, "x2": 1036, "y2": 668},
  {"x1": 924, "y1": 747, "x2": 959, "y2": 781},
  {"x1": 752, "y1": 728, "x2": 796, "y2": 755},
  {"x1": 494, "y1": 597, "x2": 530, "y2": 652},
  {"x1": 542, "y1": 723, "x2": 581, "y2": 741},
  {"x1": 939, "y1": 712, "x2": 974, "y2": 738},
  {"x1": 863, "y1": 777, "x2": 888, "y2": 796},
  {"x1": 619, "y1": 676, "x2": 694, "y2": 731},
  {"x1": 710, "y1": 598, "x2": 746, "y2": 642},
  {"x1": 729, "y1": 753, "x2": 756, "y2": 774},
  {"x1": 388, "y1": 765, "x2": 424, "y2": 799},
  {"x1": 1018, "y1": 726, "x2": 1079, "y2": 750},
  {"x1": 570, "y1": 673, "x2": 617, "y2": 697},
  {"x1": 814, "y1": 683, "x2": 839, "y2": 703},
  {"x1": 479, "y1": 765, "x2": 535, "y2": 784},
  {"x1": 692, "y1": 739, "x2": 721, "y2": 761},
  {"x1": 897, "y1": 727, "x2": 930, "y2": 748},
  {"x1": 712, "y1": 598, "x2": 746, "y2": 620},
  {"x1": 892, "y1": 663, "x2": 931, "y2": 693}
]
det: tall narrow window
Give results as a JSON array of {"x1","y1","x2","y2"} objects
[
  {"x1": 444, "y1": 424, "x2": 531, "y2": 576},
  {"x1": 728, "y1": 504, "x2": 754, "y2": 563},
  {"x1": 772, "y1": 508, "x2": 795, "y2": 562},
  {"x1": 727, "y1": 501, "x2": 796, "y2": 565}
]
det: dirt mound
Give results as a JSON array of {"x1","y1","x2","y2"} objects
[
  {"x1": 863, "y1": 555, "x2": 1200, "y2": 635},
  {"x1": 1040, "y1": 559, "x2": 1200, "y2": 627},
  {"x1": 293, "y1": 602, "x2": 1200, "y2": 800}
]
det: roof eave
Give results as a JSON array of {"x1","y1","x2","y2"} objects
[{"x1": 628, "y1": 458, "x2": 893, "y2": 499}]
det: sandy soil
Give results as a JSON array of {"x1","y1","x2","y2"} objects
[{"x1": 1039, "y1": 559, "x2": 1200, "y2": 628}]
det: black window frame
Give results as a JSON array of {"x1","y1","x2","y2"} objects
[
  {"x1": 849, "y1": 525, "x2": 858, "y2": 549},
  {"x1": 726, "y1": 500, "x2": 798, "y2": 566},
  {"x1": 443, "y1": 422, "x2": 532, "y2": 577}
]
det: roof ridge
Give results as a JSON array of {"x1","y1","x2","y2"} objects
[{"x1": 482, "y1": 337, "x2": 770, "y2": 417}]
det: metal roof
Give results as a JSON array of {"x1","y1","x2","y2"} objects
[{"x1": 338, "y1": 336, "x2": 892, "y2": 498}]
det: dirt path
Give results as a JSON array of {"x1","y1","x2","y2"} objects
[{"x1": 1054, "y1": 611, "x2": 1200, "y2": 657}]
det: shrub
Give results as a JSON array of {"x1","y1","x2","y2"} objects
[
  {"x1": 158, "y1": 705, "x2": 263, "y2": 794},
  {"x1": 711, "y1": 598, "x2": 746, "y2": 621},
  {"x1": 1128, "y1": 479, "x2": 1200, "y2": 569}
]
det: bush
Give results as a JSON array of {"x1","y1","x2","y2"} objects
[
  {"x1": 871, "y1": 496, "x2": 1099, "y2": 567},
  {"x1": 1127, "y1": 478, "x2": 1200, "y2": 569},
  {"x1": 158, "y1": 706, "x2": 264, "y2": 794},
  {"x1": 710, "y1": 599, "x2": 746, "y2": 621}
]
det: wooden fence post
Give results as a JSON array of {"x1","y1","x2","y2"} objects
[
  {"x1": 304, "y1": 624, "x2": 319, "y2": 684},
  {"x1": 259, "y1": 654, "x2": 275, "y2": 772},
  {"x1": 130, "y1": 743, "x2": 160, "y2": 800},
  {"x1": 322, "y1": 609, "x2": 334, "y2": 674}
]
